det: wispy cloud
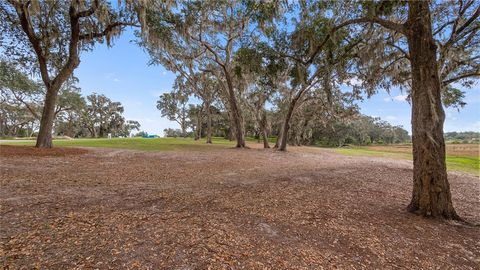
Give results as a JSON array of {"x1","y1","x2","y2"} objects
[
  {"x1": 393, "y1": 95, "x2": 408, "y2": 102},
  {"x1": 384, "y1": 94, "x2": 408, "y2": 102}
]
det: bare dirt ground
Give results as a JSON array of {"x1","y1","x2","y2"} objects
[{"x1": 1, "y1": 145, "x2": 479, "y2": 269}]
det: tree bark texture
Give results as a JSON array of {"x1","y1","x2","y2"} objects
[
  {"x1": 405, "y1": 1, "x2": 459, "y2": 219},
  {"x1": 278, "y1": 96, "x2": 300, "y2": 151},
  {"x1": 205, "y1": 102, "x2": 212, "y2": 144},
  {"x1": 35, "y1": 85, "x2": 60, "y2": 148},
  {"x1": 224, "y1": 70, "x2": 246, "y2": 147}
]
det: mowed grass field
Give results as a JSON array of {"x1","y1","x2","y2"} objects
[
  {"x1": 335, "y1": 144, "x2": 479, "y2": 175},
  {"x1": 0, "y1": 137, "x2": 236, "y2": 151},
  {"x1": 1, "y1": 138, "x2": 478, "y2": 175}
]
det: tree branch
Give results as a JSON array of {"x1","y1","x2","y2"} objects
[
  {"x1": 79, "y1": 22, "x2": 139, "y2": 41},
  {"x1": 74, "y1": 0, "x2": 99, "y2": 18},
  {"x1": 442, "y1": 71, "x2": 480, "y2": 86},
  {"x1": 9, "y1": 0, "x2": 51, "y2": 86},
  {"x1": 306, "y1": 17, "x2": 406, "y2": 65}
]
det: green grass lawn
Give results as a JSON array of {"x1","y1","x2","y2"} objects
[
  {"x1": 335, "y1": 146, "x2": 479, "y2": 176},
  {"x1": 2, "y1": 138, "x2": 477, "y2": 176},
  {"x1": 0, "y1": 136, "x2": 278, "y2": 150},
  {"x1": 0, "y1": 137, "x2": 237, "y2": 151}
]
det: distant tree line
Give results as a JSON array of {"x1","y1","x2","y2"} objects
[
  {"x1": 0, "y1": 61, "x2": 140, "y2": 138},
  {"x1": 444, "y1": 132, "x2": 480, "y2": 143},
  {"x1": 159, "y1": 93, "x2": 410, "y2": 146}
]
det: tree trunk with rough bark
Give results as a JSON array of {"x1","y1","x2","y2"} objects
[
  {"x1": 180, "y1": 121, "x2": 187, "y2": 138},
  {"x1": 224, "y1": 70, "x2": 246, "y2": 147},
  {"x1": 195, "y1": 109, "x2": 202, "y2": 141},
  {"x1": 278, "y1": 97, "x2": 299, "y2": 151},
  {"x1": 205, "y1": 102, "x2": 212, "y2": 144},
  {"x1": 405, "y1": 1, "x2": 459, "y2": 219},
  {"x1": 274, "y1": 124, "x2": 282, "y2": 149},
  {"x1": 261, "y1": 111, "x2": 270, "y2": 148},
  {"x1": 66, "y1": 117, "x2": 74, "y2": 138},
  {"x1": 35, "y1": 85, "x2": 60, "y2": 148}
]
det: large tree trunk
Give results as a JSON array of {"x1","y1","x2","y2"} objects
[
  {"x1": 35, "y1": 86, "x2": 60, "y2": 148},
  {"x1": 205, "y1": 102, "x2": 212, "y2": 144},
  {"x1": 224, "y1": 71, "x2": 246, "y2": 148},
  {"x1": 405, "y1": 1, "x2": 459, "y2": 219}
]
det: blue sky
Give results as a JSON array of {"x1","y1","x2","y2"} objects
[{"x1": 75, "y1": 29, "x2": 480, "y2": 135}]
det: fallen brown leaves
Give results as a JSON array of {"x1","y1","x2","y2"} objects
[
  {"x1": 0, "y1": 145, "x2": 88, "y2": 157},
  {"x1": 0, "y1": 146, "x2": 479, "y2": 269}
]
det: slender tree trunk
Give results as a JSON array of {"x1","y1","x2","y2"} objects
[
  {"x1": 181, "y1": 123, "x2": 186, "y2": 138},
  {"x1": 35, "y1": 85, "x2": 60, "y2": 148},
  {"x1": 195, "y1": 109, "x2": 202, "y2": 141},
  {"x1": 67, "y1": 117, "x2": 74, "y2": 138},
  {"x1": 206, "y1": 102, "x2": 212, "y2": 144},
  {"x1": 224, "y1": 71, "x2": 246, "y2": 147},
  {"x1": 228, "y1": 127, "x2": 235, "y2": 141},
  {"x1": 274, "y1": 123, "x2": 282, "y2": 148},
  {"x1": 226, "y1": 108, "x2": 236, "y2": 141},
  {"x1": 261, "y1": 111, "x2": 270, "y2": 148},
  {"x1": 29, "y1": 125, "x2": 35, "y2": 138},
  {"x1": 278, "y1": 98, "x2": 298, "y2": 151},
  {"x1": 99, "y1": 125, "x2": 105, "y2": 138},
  {"x1": 405, "y1": 1, "x2": 459, "y2": 219}
]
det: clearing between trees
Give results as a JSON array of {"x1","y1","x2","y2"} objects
[{"x1": 1, "y1": 144, "x2": 478, "y2": 269}]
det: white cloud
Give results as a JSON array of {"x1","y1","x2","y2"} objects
[
  {"x1": 113, "y1": 78, "x2": 120, "y2": 82},
  {"x1": 383, "y1": 97, "x2": 392, "y2": 102},
  {"x1": 393, "y1": 95, "x2": 408, "y2": 102},
  {"x1": 385, "y1": 115, "x2": 397, "y2": 121},
  {"x1": 162, "y1": 71, "x2": 167, "y2": 75}
]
